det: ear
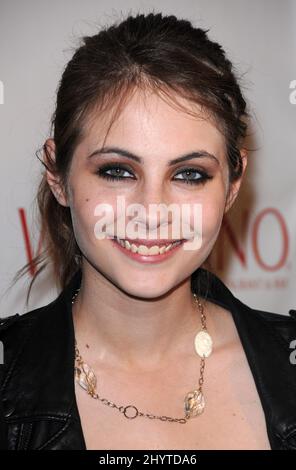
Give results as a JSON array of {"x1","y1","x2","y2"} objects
[
  {"x1": 43, "y1": 138, "x2": 69, "y2": 207},
  {"x1": 224, "y1": 148, "x2": 248, "y2": 214}
]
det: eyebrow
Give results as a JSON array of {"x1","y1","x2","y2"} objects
[{"x1": 87, "y1": 146, "x2": 219, "y2": 166}]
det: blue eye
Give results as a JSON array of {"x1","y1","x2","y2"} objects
[
  {"x1": 173, "y1": 168, "x2": 212, "y2": 185},
  {"x1": 96, "y1": 164, "x2": 135, "y2": 182}
]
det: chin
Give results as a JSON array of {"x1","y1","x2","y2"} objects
[{"x1": 114, "y1": 279, "x2": 176, "y2": 301}]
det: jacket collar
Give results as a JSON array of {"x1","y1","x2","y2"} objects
[
  {"x1": 3, "y1": 268, "x2": 296, "y2": 448},
  {"x1": 2, "y1": 269, "x2": 82, "y2": 421},
  {"x1": 204, "y1": 272, "x2": 296, "y2": 447}
]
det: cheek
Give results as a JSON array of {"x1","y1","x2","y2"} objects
[
  {"x1": 188, "y1": 179, "x2": 228, "y2": 245},
  {"x1": 68, "y1": 181, "x2": 118, "y2": 246},
  {"x1": 201, "y1": 196, "x2": 225, "y2": 235}
]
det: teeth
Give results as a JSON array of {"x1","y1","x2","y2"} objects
[
  {"x1": 145, "y1": 245, "x2": 159, "y2": 255},
  {"x1": 115, "y1": 238, "x2": 182, "y2": 255},
  {"x1": 130, "y1": 243, "x2": 137, "y2": 253},
  {"x1": 136, "y1": 244, "x2": 149, "y2": 255},
  {"x1": 164, "y1": 243, "x2": 172, "y2": 252}
]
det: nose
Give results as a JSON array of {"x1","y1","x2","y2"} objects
[
  {"x1": 138, "y1": 181, "x2": 168, "y2": 207},
  {"x1": 132, "y1": 183, "x2": 174, "y2": 236}
]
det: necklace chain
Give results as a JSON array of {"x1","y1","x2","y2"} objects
[{"x1": 72, "y1": 288, "x2": 209, "y2": 424}]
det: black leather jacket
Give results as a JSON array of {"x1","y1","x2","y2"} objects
[{"x1": 0, "y1": 268, "x2": 296, "y2": 450}]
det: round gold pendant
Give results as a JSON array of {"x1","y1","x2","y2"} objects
[{"x1": 194, "y1": 330, "x2": 213, "y2": 358}]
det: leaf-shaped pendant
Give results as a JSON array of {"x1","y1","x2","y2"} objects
[
  {"x1": 75, "y1": 361, "x2": 97, "y2": 395},
  {"x1": 184, "y1": 390, "x2": 205, "y2": 418}
]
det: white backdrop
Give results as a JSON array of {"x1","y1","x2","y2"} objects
[{"x1": 0, "y1": 0, "x2": 295, "y2": 317}]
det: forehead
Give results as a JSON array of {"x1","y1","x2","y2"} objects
[{"x1": 78, "y1": 88, "x2": 226, "y2": 161}]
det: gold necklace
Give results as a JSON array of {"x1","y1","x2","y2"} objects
[{"x1": 72, "y1": 289, "x2": 213, "y2": 424}]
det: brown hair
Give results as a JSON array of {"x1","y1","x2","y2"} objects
[{"x1": 12, "y1": 11, "x2": 249, "y2": 305}]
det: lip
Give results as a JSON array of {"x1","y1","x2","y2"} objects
[{"x1": 108, "y1": 237, "x2": 186, "y2": 263}]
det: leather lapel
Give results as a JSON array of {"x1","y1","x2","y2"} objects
[
  {"x1": 1, "y1": 269, "x2": 86, "y2": 449},
  {"x1": 201, "y1": 271, "x2": 296, "y2": 449}
]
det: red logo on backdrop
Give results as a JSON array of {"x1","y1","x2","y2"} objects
[
  {"x1": 252, "y1": 208, "x2": 289, "y2": 271},
  {"x1": 18, "y1": 208, "x2": 44, "y2": 276},
  {"x1": 18, "y1": 206, "x2": 290, "y2": 276},
  {"x1": 211, "y1": 207, "x2": 289, "y2": 272}
]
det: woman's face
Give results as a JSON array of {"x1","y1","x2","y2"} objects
[{"x1": 47, "y1": 88, "x2": 245, "y2": 298}]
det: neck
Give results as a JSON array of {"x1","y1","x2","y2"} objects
[{"x1": 72, "y1": 262, "x2": 203, "y2": 372}]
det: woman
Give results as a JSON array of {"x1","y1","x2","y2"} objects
[{"x1": 1, "y1": 12, "x2": 296, "y2": 451}]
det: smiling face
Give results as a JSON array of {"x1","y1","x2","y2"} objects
[{"x1": 46, "y1": 87, "x2": 246, "y2": 299}]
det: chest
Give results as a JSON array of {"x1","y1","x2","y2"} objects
[{"x1": 74, "y1": 341, "x2": 271, "y2": 450}]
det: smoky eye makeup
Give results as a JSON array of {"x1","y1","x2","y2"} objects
[
  {"x1": 94, "y1": 161, "x2": 214, "y2": 186},
  {"x1": 172, "y1": 166, "x2": 214, "y2": 185},
  {"x1": 95, "y1": 162, "x2": 135, "y2": 180}
]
